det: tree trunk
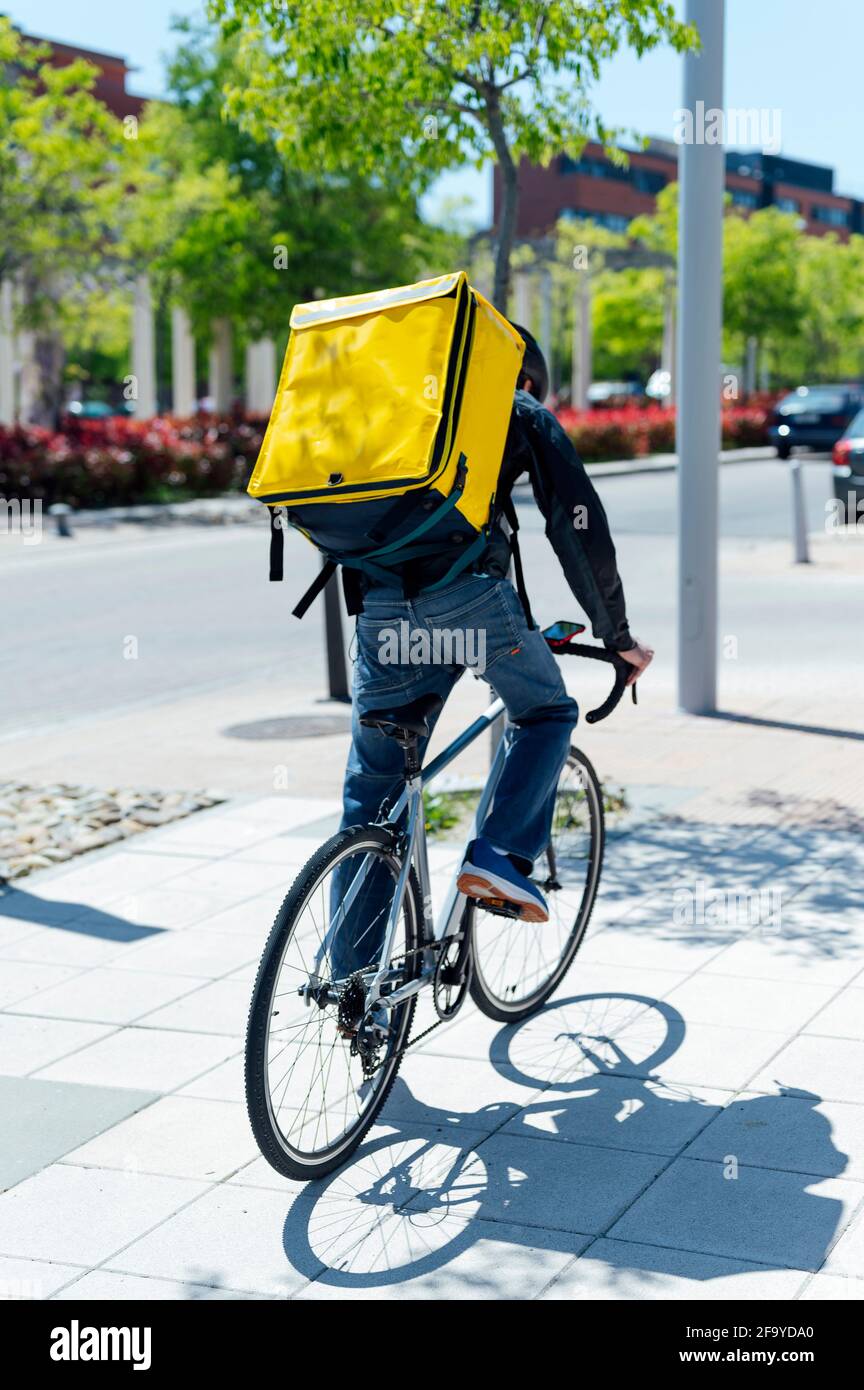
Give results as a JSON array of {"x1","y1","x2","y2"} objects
[
  {"x1": 486, "y1": 97, "x2": 519, "y2": 312},
  {"x1": 17, "y1": 278, "x2": 66, "y2": 427}
]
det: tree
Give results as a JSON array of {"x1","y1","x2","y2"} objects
[
  {"x1": 0, "y1": 19, "x2": 128, "y2": 422},
  {"x1": 209, "y1": 0, "x2": 697, "y2": 309},
  {"x1": 722, "y1": 207, "x2": 804, "y2": 383},
  {"x1": 125, "y1": 22, "x2": 458, "y2": 355}
]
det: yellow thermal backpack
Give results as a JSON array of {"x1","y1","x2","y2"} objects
[{"x1": 247, "y1": 270, "x2": 525, "y2": 615}]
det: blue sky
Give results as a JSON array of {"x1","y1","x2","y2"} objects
[{"x1": 9, "y1": 0, "x2": 864, "y2": 223}]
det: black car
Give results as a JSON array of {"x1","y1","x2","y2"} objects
[
  {"x1": 832, "y1": 408, "x2": 864, "y2": 525},
  {"x1": 769, "y1": 384, "x2": 864, "y2": 459}
]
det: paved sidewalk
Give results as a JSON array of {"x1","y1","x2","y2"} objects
[{"x1": 2, "y1": 748, "x2": 864, "y2": 1299}]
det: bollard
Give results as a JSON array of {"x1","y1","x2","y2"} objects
[
  {"x1": 322, "y1": 561, "x2": 350, "y2": 702},
  {"x1": 789, "y1": 458, "x2": 810, "y2": 564},
  {"x1": 48, "y1": 503, "x2": 73, "y2": 538}
]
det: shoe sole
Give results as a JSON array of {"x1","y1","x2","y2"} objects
[{"x1": 457, "y1": 870, "x2": 549, "y2": 924}]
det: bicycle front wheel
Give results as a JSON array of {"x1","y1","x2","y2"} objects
[
  {"x1": 469, "y1": 746, "x2": 604, "y2": 1022},
  {"x1": 245, "y1": 825, "x2": 420, "y2": 1181}
]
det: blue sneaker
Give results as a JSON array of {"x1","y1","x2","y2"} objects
[{"x1": 457, "y1": 838, "x2": 548, "y2": 923}]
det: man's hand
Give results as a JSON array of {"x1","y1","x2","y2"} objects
[{"x1": 619, "y1": 639, "x2": 654, "y2": 686}]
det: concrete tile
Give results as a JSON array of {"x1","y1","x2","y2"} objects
[
  {"x1": 53, "y1": 1269, "x2": 259, "y2": 1300},
  {"x1": 0, "y1": 923, "x2": 145, "y2": 969},
  {"x1": 645, "y1": 1021, "x2": 789, "y2": 1092},
  {"x1": 823, "y1": 1203, "x2": 864, "y2": 1278},
  {"x1": 701, "y1": 931, "x2": 864, "y2": 987},
  {"x1": 65, "y1": 1096, "x2": 257, "y2": 1181},
  {"x1": 110, "y1": 1183, "x2": 314, "y2": 1298},
  {"x1": 609, "y1": 1155, "x2": 861, "y2": 1271},
  {"x1": 501, "y1": 1077, "x2": 726, "y2": 1157},
  {"x1": 0, "y1": 1164, "x2": 209, "y2": 1265},
  {"x1": 98, "y1": 887, "x2": 228, "y2": 930},
  {"x1": 0, "y1": 1015, "x2": 113, "y2": 1077},
  {"x1": 10, "y1": 967, "x2": 207, "y2": 1025},
  {"x1": 170, "y1": 860, "x2": 295, "y2": 904},
  {"x1": 578, "y1": 924, "x2": 728, "y2": 973},
  {"x1": 664, "y1": 973, "x2": 835, "y2": 1034},
  {"x1": 0, "y1": 960, "x2": 81, "y2": 1009},
  {"x1": 109, "y1": 930, "x2": 258, "y2": 980},
  {"x1": 35, "y1": 853, "x2": 210, "y2": 906},
  {"x1": 378, "y1": 1058, "x2": 544, "y2": 1131},
  {"x1": 749, "y1": 1036, "x2": 864, "y2": 1106},
  {"x1": 799, "y1": 1272, "x2": 864, "y2": 1300},
  {"x1": 175, "y1": 1052, "x2": 243, "y2": 1103},
  {"x1": 136, "y1": 980, "x2": 248, "y2": 1036},
  {"x1": 406, "y1": 1131, "x2": 667, "y2": 1236},
  {"x1": 540, "y1": 1238, "x2": 808, "y2": 1300},
  {"x1": 185, "y1": 898, "x2": 279, "y2": 938},
  {"x1": 0, "y1": 1255, "x2": 83, "y2": 1301},
  {"x1": 687, "y1": 1090, "x2": 864, "y2": 1179},
  {"x1": 34, "y1": 1026, "x2": 239, "y2": 1092},
  {"x1": 296, "y1": 1218, "x2": 585, "y2": 1299},
  {"x1": 0, "y1": 1076, "x2": 157, "y2": 1191},
  {"x1": 803, "y1": 988, "x2": 864, "y2": 1041}
]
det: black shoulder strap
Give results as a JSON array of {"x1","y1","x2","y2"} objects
[
  {"x1": 502, "y1": 497, "x2": 535, "y2": 631},
  {"x1": 269, "y1": 508, "x2": 284, "y2": 581},
  {"x1": 292, "y1": 558, "x2": 338, "y2": 619}
]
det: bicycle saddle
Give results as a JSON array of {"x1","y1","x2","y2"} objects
[{"x1": 360, "y1": 691, "x2": 444, "y2": 739}]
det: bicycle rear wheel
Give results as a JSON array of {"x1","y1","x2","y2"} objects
[
  {"x1": 469, "y1": 746, "x2": 604, "y2": 1022},
  {"x1": 245, "y1": 825, "x2": 420, "y2": 1181}
]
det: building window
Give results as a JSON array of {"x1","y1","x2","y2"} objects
[
  {"x1": 559, "y1": 208, "x2": 631, "y2": 233},
  {"x1": 811, "y1": 204, "x2": 849, "y2": 227},
  {"x1": 632, "y1": 168, "x2": 667, "y2": 195},
  {"x1": 730, "y1": 188, "x2": 759, "y2": 209},
  {"x1": 775, "y1": 196, "x2": 800, "y2": 213},
  {"x1": 559, "y1": 154, "x2": 629, "y2": 182}
]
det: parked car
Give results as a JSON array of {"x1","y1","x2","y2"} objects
[
  {"x1": 832, "y1": 407, "x2": 864, "y2": 524},
  {"x1": 586, "y1": 380, "x2": 645, "y2": 409},
  {"x1": 65, "y1": 399, "x2": 130, "y2": 419},
  {"x1": 769, "y1": 384, "x2": 864, "y2": 459}
]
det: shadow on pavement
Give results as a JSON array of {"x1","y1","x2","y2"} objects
[{"x1": 280, "y1": 993, "x2": 847, "y2": 1293}]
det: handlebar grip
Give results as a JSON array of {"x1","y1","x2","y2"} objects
[{"x1": 551, "y1": 642, "x2": 632, "y2": 724}]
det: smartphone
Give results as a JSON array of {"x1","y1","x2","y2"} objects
[{"x1": 542, "y1": 619, "x2": 586, "y2": 645}]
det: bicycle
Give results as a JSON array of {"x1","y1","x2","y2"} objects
[{"x1": 245, "y1": 620, "x2": 635, "y2": 1180}]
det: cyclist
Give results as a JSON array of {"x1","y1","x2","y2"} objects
[{"x1": 335, "y1": 326, "x2": 652, "y2": 970}]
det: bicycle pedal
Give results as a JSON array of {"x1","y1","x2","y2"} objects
[{"x1": 472, "y1": 895, "x2": 522, "y2": 920}]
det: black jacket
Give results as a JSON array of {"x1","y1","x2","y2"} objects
[{"x1": 355, "y1": 389, "x2": 632, "y2": 652}]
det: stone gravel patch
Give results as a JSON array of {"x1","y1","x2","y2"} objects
[{"x1": 0, "y1": 782, "x2": 224, "y2": 882}]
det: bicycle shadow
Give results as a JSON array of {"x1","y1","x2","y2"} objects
[{"x1": 280, "y1": 993, "x2": 848, "y2": 1294}]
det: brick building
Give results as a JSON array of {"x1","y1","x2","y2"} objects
[
  {"x1": 494, "y1": 138, "x2": 862, "y2": 242},
  {"x1": 21, "y1": 31, "x2": 147, "y2": 120}
]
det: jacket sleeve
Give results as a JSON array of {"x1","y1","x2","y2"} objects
[{"x1": 516, "y1": 393, "x2": 633, "y2": 651}]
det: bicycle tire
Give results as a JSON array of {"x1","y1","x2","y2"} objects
[
  {"x1": 245, "y1": 824, "x2": 421, "y2": 1181},
  {"x1": 468, "y1": 745, "x2": 605, "y2": 1023}
]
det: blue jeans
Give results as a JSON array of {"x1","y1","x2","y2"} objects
[{"x1": 331, "y1": 574, "x2": 579, "y2": 977}]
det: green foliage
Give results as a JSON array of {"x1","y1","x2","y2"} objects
[
  {"x1": 208, "y1": 0, "x2": 697, "y2": 303},
  {"x1": 127, "y1": 22, "x2": 460, "y2": 342},
  {"x1": 0, "y1": 19, "x2": 128, "y2": 327}
]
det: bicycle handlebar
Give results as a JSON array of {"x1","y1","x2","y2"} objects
[{"x1": 545, "y1": 639, "x2": 636, "y2": 724}]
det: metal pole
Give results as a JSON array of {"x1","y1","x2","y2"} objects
[
  {"x1": 676, "y1": 0, "x2": 725, "y2": 715},
  {"x1": 322, "y1": 562, "x2": 350, "y2": 701},
  {"x1": 789, "y1": 458, "x2": 810, "y2": 564}
]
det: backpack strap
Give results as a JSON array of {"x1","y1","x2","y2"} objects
[
  {"x1": 292, "y1": 558, "x2": 338, "y2": 618},
  {"x1": 502, "y1": 497, "x2": 535, "y2": 630},
  {"x1": 269, "y1": 507, "x2": 284, "y2": 581}
]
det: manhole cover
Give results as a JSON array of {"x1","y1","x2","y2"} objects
[{"x1": 223, "y1": 715, "x2": 352, "y2": 740}]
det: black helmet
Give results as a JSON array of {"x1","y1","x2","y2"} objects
[{"x1": 509, "y1": 322, "x2": 549, "y2": 404}]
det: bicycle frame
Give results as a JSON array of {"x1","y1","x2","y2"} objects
[{"x1": 336, "y1": 694, "x2": 508, "y2": 1015}]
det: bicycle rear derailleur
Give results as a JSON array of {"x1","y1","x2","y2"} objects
[{"x1": 337, "y1": 972, "x2": 389, "y2": 1078}]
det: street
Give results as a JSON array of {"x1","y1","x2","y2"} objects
[{"x1": 0, "y1": 458, "x2": 848, "y2": 744}]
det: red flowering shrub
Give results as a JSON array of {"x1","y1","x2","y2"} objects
[
  {"x1": 0, "y1": 414, "x2": 267, "y2": 508},
  {"x1": 555, "y1": 404, "x2": 770, "y2": 461}
]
